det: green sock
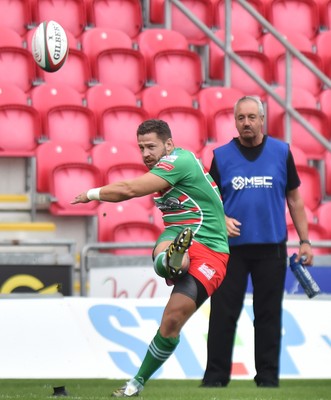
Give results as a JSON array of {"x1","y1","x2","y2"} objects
[
  {"x1": 153, "y1": 251, "x2": 168, "y2": 278},
  {"x1": 134, "y1": 329, "x2": 180, "y2": 385}
]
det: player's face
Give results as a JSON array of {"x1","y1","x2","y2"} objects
[
  {"x1": 235, "y1": 100, "x2": 264, "y2": 146},
  {"x1": 137, "y1": 132, "x2": 173, "y2": 170}
]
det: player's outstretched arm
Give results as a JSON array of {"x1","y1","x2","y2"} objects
[{"x1": 71, "y1": 172, "x2": 169, "y2": 204}]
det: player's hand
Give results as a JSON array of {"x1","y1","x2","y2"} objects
[
  {"x1": 225, "y1": 216, "x2": 241, "y2": 237},
  {"x1": 71, "y1": 192, "x2": 90, "y2": 204}
]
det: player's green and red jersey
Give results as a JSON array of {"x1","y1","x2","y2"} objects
[{"x1": 150, "y1": 148, "x2": 229, "y2": 254}]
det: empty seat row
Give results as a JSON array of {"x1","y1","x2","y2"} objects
[
  {"x1": 0, "y1": 0, "x2": 143, "y2": 39},
  {"x1": 26, "y1": 140, "x2": 331, "y2": 254},
  {"x1": 1, "y1": 24, "x2": 330, "y2": 103},
  {"x1": 1, "y1": 81, "x2": 331, "y2": 161},
  {"x1": 10, "y1": 139, "x2": 329, "y2": 217},
  {"x1": 2, "y1": 0, "x2": 331, "y2": 45}
]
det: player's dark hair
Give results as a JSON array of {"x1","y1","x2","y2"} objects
[{"x1": 137, "y1": 119, "x2": 172, "y2": 142}]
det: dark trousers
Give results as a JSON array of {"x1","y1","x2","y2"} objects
[{"x1": 203, "y1": 244, "x2": 287, "y2": 386}]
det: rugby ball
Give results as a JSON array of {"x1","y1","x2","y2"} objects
[{"x1": 31, "y1": 20, "x2": 69, "y2": 72}]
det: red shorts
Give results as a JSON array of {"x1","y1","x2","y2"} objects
[{"x1": 187, "y1": 240, "x2": 229, "y2": 297}]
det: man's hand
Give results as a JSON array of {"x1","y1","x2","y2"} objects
[
  {"x1": 225, "y1": 216, "x2": 241, "y2": 237},
  {"x1": 71, "y1": 192, "x2": 90, "y2": 204}
]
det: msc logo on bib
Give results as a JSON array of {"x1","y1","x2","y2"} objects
[{"x1": 232, "y1": 176, "x2": 273, "y2": 190}]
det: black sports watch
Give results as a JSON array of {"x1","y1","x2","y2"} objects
[{"x1": 299, "y1": 239, "x2": 311, "y2": 246}]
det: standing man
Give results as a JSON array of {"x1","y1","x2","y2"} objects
[
  {"x1": 72, "y1": 119, "x2": 229, "y2": 397},
  {"x1": 202, "y1": 96, "x2": 313, "y2": 388}
]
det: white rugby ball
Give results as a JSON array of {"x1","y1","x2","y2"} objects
[{"x1": 31, "y1": 20, "x2": 69, "y2": 72}]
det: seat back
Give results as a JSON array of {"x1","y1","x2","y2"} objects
[
  {"x1": 31, "y1": 0, "x2": 87, "y2": 38},
  {"x1": 36, "y1": 141, "x2": 90, "y2": 192},
  {"x1": 0, "y1": 47, "x2": 36, "y2": 92},
  {"x1": 141, "y1": 85, "x2": 194, "y2": 118},
  {"x1": 197, "y1": 86, "x2": 244, "y2": 140},
  {"x1": 97, "y1": 202, "x2": 161, "y2": 255},
  {"x1": 138, "y1": 29, "x2": 189, "y2": 81},
  {"x1": 268, "y1": 0, "x2": 319, "y2": 39},
  {"x1": 296, "y1": 165, "x2": 322, "y2": 211},
  {"x1": 0, "y1": 0, "x2": 32, "y2": 36},
  {"x1": 100, "y1": 106, "x2": 149, "y2": 146},
  {"x1": 49, "y1": 162, "x2": 103, "y2": 215},
  {"x1": 30, "y1": 83, "x2": 96, "y2": 150},
  {"x1": 87, "y1": 0, "x2": 143, "y2": 39},
  {"x1": 171, "y1": 0, "x2": 214, "y2": 45},
  {"x1": 316, "y1": 201, "x2": 331, "y2": 238},
  {"x1": 153, "y1": 49, "x2": 203, "y2": 95},
  {"x1": 213, "y1": 0, "x2": 265, "y2": 38},
  {"x1": 94, "y1": 48, "x2": 146, "y2": 95},
  {"x1": 37, "y1": 48, "x2": 92, "y2": 94},
  {"x1": 0, "y1": 104, "x2": 41, "y2": 157},
  {"x1": 157, "y1": 107, "x2": 207, "y2": 156},
  {"x1": 287, "y1": 222, "x2": 329, "y2": 254}
]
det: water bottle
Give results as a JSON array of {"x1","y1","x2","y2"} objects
[{"x1": 289, "y1": 253, "x2": 321, "y2": 298}]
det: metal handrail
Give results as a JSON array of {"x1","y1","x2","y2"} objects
[
  {"x1": 79, "y1": 240, "x2": 331, "y2": 296},
  {"x1": 165, "y1": 0, "x2": 331, "y2": 152}
]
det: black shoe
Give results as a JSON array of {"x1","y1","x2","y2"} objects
[
  {"x1": 200, "y1": 381, "x2": 228, "y2": 388},
  {"x1": 254, "y1": 377, "x2": 279, "y2": 388}
]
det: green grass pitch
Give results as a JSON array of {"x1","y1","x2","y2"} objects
[{"x1": 0, "y1": 379, "x2": 330, "y2": 399}]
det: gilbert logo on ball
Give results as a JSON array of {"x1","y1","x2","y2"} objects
[{"x1": 31, "y1": 20, "x2": 69, "y2": 72}]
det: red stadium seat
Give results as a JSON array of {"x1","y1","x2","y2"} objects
[
  {"x1": 262, "y1": 31, "x2": 315, "y2": 79},
  {"x1": 97, "y1": 202, "x2": 161, "y2": 255},
  {"x1": 30, "y1": 83, "x2": 96, "y2": 150},
  {"x1": 296, "y1": 165, "x2": 322, "y2": 211},
  {"x1": 140, "y1": 85, "x2": 194, "y2": 117},
  {"x1": 31, "y1": 0, "x2": 87, "y2": 38},
  {"x1": 81, "y1": 27, "x2": 146, "y2": 94},
  {"x1": 36, "y1": 47, "x2": 92, "y2": 94},
  {"x1": 169, "y1": 0, "x2": 214, "y2": 45},
  {"x1": 274, "y1": 53, "x2": 323, "y2": 97},
  {"x1": 36, "y1": 141, "x2": 102, "y2": 216},
  {"x1": 316, "y1": 201, "x2": 331, "y2": 238},
  {"x1": 86, "y1": 83, "x2": 138, "y2": 138},
  {"x1": 289, "y1": 145, "x2": 309, "y2": 166},
  {"x1": 318, "y1": 89, "x2": 331, "y2": 129},
  {"x1": 211, "y1": 108, "x2": 239, "y2": 145},
  {"x1": 157, "y1": 106, "x2": 207, "y2": 156},
  {"x1": 324, "y1": 151, "x2": 331, "y2": 196},
  {"x1": 138, "y1": 28, "x2": 202, "y2": 95},
  {"x1": 99, "y1": 105, "x2": 149, "y2": 146},
  {"x1": 213, "y1": 0, "x2": 265, "y2": 38},
  {"x1": 153, "y1": 50, "x2": 203, "y2": 96},
  {"x1": 285, "y1": 204, "x2": 315, "y2": 225},
  {"x1": 49, "y1": 162, "x2": 103, "y2": 215},
  {"x1": 140, "y1": 85, "x2": 207, "y2": 154},
  {"x1": 0, "y1": 26, "x2": 26, "y2": 47},
  {"x1": 200, "y1": 141, "x2": 222, "y2": 170},
  {"x1": 36, "y1": 141, "x2": 90, "y2": 193},
  {"x1": 279, "y1": 108, "x2": 330, "y2": 160},
  {"x1": 197, "y1": 86, "x2": 244, "y2": 141},
  {"x1": 0, "y1": 0, "x2": 32, "y2": 37},
  {"x1": 91, "y1": 141, "x2": 152, "y2": 208},
  {"x1": 137, "y1": 29, "x2": 189, "y2": 82},
  {"x1": 208, "y1": 30, "x2": 271, "y2": 98},
  {"x1": 91, "y1": 140, "x2": 143, "y2": 169},
  {"x1": 0, "y1": 44, "x2": 37, "y2": 92},
  {"x1": 268, "y1": 0, "x2": 320, "y2": 40},
  {"x1": 0, "y1": 83, "x2": 41, "y2": 157},
  {"x1": 287, "y1": 222, "x2": 329, "y2": 254},
  {"x1": 86, "y1": 0, "x2": 143, "y2": 39},
  {"x1": 81, "y1": 27, "x2": 133, "y2": 65},
  {"x1": 266, "y1": 86, "x2": 319, "y2": 139},
  {"x1": 314, "y1": 31, "x2": 331, "y2": 73}
]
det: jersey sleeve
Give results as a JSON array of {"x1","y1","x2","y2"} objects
[{"x1": 150, "y1": 150, "x2": 192, "y2": 186}]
